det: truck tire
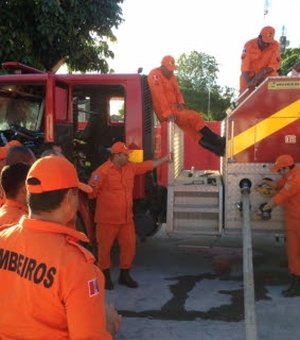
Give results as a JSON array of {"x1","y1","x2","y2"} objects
[{"x1": 134, "y1": 210, "x2": 160, "y2": 241}]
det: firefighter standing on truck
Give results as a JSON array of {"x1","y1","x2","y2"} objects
[
  {"x1": 239, "y1": 26, "x2": 280, "y2": 94},
  {"x1": 88, "y1": 141, "x2": 169, "y2": 290},
  {"x1": 262, "y1": 154, "x2": 300, "y2": 297},
  {"x1": 147, "y1": 55, "x2": 225, "y2": 157},
  {"x1": 0, "y1": 155, "x2": 120, "y2": 338}
]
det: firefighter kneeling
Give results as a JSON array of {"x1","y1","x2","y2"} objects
[{"x1": 259, "y1": 154, "x2": 300, "y2": 297}]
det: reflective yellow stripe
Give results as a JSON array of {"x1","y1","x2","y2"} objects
[{"x1": 227, "y1": 99, "x2": 300, "y2": 157}]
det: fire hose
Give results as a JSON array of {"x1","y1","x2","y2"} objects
[{"x1": 239, "y1": 178, "x2": 258, "y2": 340}]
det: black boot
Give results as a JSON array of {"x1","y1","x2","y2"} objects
[
  {"x1": 199, "y1": 126, "x2": 226, "y2": 157},
  {"x1": 103, "y1": 269, "x2": 114, "y2": 290},
  {"x1": 282, "y1": 275, "x2": 300, "y2": 297},
  {"x1": 119, "y1": 269, "x2": 138, "y2": 288}
]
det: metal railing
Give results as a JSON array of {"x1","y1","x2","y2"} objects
[{"x1": 167, "y1": 121, "x2": 184, "y2": 185}]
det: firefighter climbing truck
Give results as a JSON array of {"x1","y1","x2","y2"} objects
[{"x1": 0, "y1": 61, "x2": 299, "y2": 239}]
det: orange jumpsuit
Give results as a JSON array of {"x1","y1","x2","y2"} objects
[
  {"x1": 0, "y1": 216, "x2": 111, "y2": 339},
  {"x1": 89, "y1": 159, "x2": 154, "y2": 270},
  {"x1": 0, "y1": 198, "x2": 28, "y2": 226},
  {"x1": 272, "y1": 166, "x2": 300, "y2": 276},
  {"x1": 148, "y1": 67, "x2": 205, "y2": 142},
  {"x1": 240, "y1": 38, "x2": 280, "y2": 92}
]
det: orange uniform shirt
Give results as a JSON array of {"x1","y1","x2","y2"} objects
[
  {"x1": 0, "y1": 199, "x2": 28, "y2": 226},
  {"x1": 89, "y1": 159, "x2": 154, "y2": 224},
  {"x1": 272, "y1": 166, "x2": 300, "y2": 220},
  {"x1": 0, "y1": 216, "x2": 111, "y2": 339},
  {"x1": 241, "y1": 38, "x2": 280, "y2": 76},
  {"x1": 148, "y1": 67, "x2": 185, "y2": 122}
]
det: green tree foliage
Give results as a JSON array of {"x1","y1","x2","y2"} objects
[
  {"x1": 279, "y1": 47, "x2": 300, "y2": 75},
  {"x1": 0, "y1": 0, "x2": 123, "y2": 72},
  {"x1": 176, "y1": 51, "x2": 234, "y2": 121}
]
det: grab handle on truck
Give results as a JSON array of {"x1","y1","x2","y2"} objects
[{"x1": 167, "y1": 121, "x2": 175, "y2": 185}]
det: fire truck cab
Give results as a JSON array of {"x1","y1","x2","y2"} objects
[{"x1": 0, "y1": 62, "x2": 162, "y2": 240}]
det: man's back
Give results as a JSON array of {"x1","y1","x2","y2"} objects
[{"x1": 0, "y1": 216, "x2": 111, "y2": 339}]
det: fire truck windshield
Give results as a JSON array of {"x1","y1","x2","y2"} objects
[{"x1": 0, "y1": 84, "x2": 44, "y2": 131}]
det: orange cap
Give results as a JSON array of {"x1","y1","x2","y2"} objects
[
  {"x1": 260, "y1": 26, "x2": 275, "y2": 43},
  {"x1": 111, "y1": 142, "x2": 132, "y2": 155},
  {"x1": 26, "y1": 155, "x2": 92, "y2": 193},
  {"x1": 161, "y1": 55, "x2": 176, "y2": 71},
  {"x1": 271, "y1": 154, "x2": 294, "y2": 172},
  {"x1": 0, "y1": 147, "x2": 7, "y2": 160},
  {"x1": 6, "y1": 140, "x2": 22, "y2": 149},
  {"x1": 0, "y1": 140, "x2": 22, "y2": 160}
]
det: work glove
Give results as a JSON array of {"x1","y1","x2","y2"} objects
[{"x1": 257, "y1": 202, "x2": 272, "y2": 220}]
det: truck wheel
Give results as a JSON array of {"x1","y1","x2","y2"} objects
[{"x1": 134, "y1": 211, "x2": 161, "y2": 241}]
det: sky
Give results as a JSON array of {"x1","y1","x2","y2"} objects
[{"x1": 109, "y1": 0, "x2": 300, "y2": 93}]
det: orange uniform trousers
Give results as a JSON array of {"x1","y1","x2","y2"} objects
[
  {"x1": 97, "y1": 222, "x2": 136, "y2": 270},
  {"x1": 285, "y1": 216, "x2": 300, "y2": 275},
  {"x1": 148, "y1": 67, "x2": 205, "y2": 142},
  {"x1": 173, "y1": 109, "x2": 205, "y2": 142},
  {"x1": 272, "y1": 167, "x2": 300, "y2": 276}
]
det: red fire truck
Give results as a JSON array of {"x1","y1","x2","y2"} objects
[
  {"x1": 0, "y1": 62, "x2": 168, "y2": 242},
  {"x1": 1, "y1": 61, "x2": 300, "y2": 241}
]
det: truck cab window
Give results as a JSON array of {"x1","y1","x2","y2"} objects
[
  {"x1": 72, "y1": 84, "x2": 126, "y2": 178},
  {"x1": 109, "y1": 97, "x2": 124, "y2": 124}
]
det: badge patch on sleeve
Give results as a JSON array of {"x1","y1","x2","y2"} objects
[
  {"x1": 89, "y1": 175, "x2": 100, "y2": 187},
  {"x1": 88, "y1": 278, "x2": 100, "y2": 297},
  {"x1": 152, "y1": 74, "x2": 160, "y2": 84}
]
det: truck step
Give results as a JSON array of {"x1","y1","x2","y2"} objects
[
  {"x1": 167, "y1": 170, "x2": 223, "y2": 235},
  {"x1": 173, "y1": 205, "x2": 219, "y2": 213}
]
